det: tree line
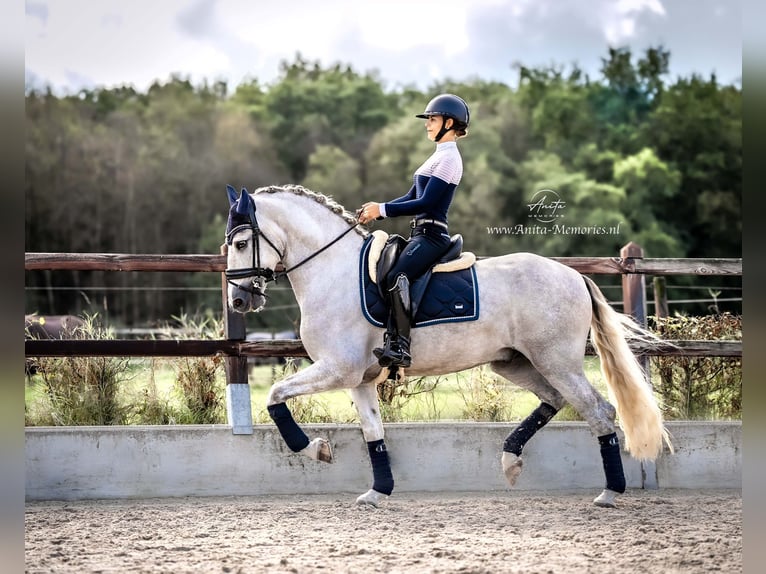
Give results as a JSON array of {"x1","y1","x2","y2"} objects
[{"x1": 25, "y1": 47, "x2": 741, "y2": 327}]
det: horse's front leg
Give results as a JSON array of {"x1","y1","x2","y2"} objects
[
  {"x1": 266, "y1": 359, "x2": 359, "y2": 464},
  {"x1": 348, "y1": 378, "x2": 393, "y2": 508}
]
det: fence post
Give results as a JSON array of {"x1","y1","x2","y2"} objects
[
  {"x1": 620, "y1": 242, "x2": 647, "y2": 328},
  {"x1": 620, "y1": 241, "x2": 649, "y2": 378},
  {"x1": 221, "y1": 244, "x2": 253, "y2": 435},
  {"x1": 619, "y1": 242, "x2": 658, "y2": 489},
  {"x1": 653, "y1": 276, "x2": 669, "y2": 319}
]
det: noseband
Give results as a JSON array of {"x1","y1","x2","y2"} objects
[
  {"x1": 224, "y1": 211, "x2": 360, "y2": 297},
  {"x1": 224, "y1": 218, "x2": 283, "y2": 295}
]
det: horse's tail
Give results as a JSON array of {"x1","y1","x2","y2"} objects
[{"x1": 583, "y1": 276, "x2": 672, "y2": 461}]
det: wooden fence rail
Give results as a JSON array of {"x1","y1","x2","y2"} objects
[
  {"x1": 25, "y1": 338, "x2": 742, "y2": 358},
  {"x1": 24, "y1": 247, "x2": 742, "y2": 434},
  {"x1": 25, "y1": 252, "x2": 743, "y2": 276}
]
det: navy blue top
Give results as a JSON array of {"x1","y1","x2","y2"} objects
[{"x1": 381, "y1": 141, "x2": 463, "y2": 224}]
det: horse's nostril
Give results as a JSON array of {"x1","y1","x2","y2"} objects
[{"x1": 232, "y1": 298, "x2": 244, "y2": 309}]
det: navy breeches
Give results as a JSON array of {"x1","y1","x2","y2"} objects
[{"x1": 384, "y1": 226, "x2": 451, "y2": 289}]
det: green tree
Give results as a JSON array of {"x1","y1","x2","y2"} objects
[
  {"x1": 302, "y1": 145, "x2": 362, "y2": 209},
  {"x1": 591, "y1": 46, "x2": 670, "y2": 154},
  {"x1": 263, "y1": 54, "x2": 399, "y2": 180},
  {"x1": 613, "y1": 147, "x2": 684, "y2": 257},
  {"x1": 641, "y1": 75, "x2": 741, "y2": 257},
  {"x1": 512, "y1": 151, "x2": 628, "y2": 257}
]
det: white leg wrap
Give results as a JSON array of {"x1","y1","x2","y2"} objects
[
  {"x1": 355, "y1": 489, "x2": 389, "y2": 508},
  {"x1": 501, "y1": 452, "x2": 524, "y2": 487},
  {"x1": 593, "y1": 488, "x2": 619, "y2": 508}
]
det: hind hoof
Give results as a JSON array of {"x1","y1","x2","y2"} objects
[
  {"x1": 501, "y1": 452, "x2": 523, "y2": 487},
  {"x1": 356, "y1": 489, "x2": 389, "y2": 508},
  {"x1": 593, "y1": 489, "x2": 619, "y2": 508},
  {"x1": 303, "y1": 437, "x2": 334, "y2": 463}
]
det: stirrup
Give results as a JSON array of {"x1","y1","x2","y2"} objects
[
  {"x1": 373, "y1": 332, "x2": 394, "y2": 361},
  {"x1": 376, "y1": 337, "x2": 411, "y2": 368}
]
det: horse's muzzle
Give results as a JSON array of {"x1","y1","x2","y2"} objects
[{"x1": 229, "y1": 284, "x2": 267, "y2": 313}]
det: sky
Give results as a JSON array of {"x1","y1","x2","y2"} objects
[{"x1": 24, "y1": 0, "x2": 742, "y2": 94}]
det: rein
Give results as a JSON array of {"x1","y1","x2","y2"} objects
[
  {"x1": 225, "y1": 218, "x2": 360, "y2": 295},
  {"x1": 277, "y1": 223, "x2": 360, "y2": 279}
]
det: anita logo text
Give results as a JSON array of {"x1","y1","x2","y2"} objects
[{"x1": 527, "y1": 189, "x2": 566, "y2": 223}]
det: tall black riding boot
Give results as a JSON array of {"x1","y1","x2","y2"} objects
[{"x1": 373, "y1": 274, "x2": 412, "y2": 368}]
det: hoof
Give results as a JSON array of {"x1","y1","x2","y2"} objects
[
  {"x1": 593, "y1": 489, "x2": 619, "y2": 508},
  {"x1": 303, "y1": 437, "x2": 334, "y2": 463},
  {"x1": 356, "y1": 489, "x2": 389, "y2": 508},
  {"x1": 501, "y1": 452, "x2": 523, "y2": 487}
]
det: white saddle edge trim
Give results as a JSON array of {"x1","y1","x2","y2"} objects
[
  {"x1": 368, "y1": 230, "x2": 389, "y2": 284},
  {"x1": 367, "y1": 230, "x2": 475, "y2": 283},
  {"x1": 433, "y1": 252, "x2": 476, "y2": 273}
]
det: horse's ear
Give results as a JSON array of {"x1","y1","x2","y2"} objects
[
  {"x1": 226, "y1": 185, "x2": 238, "y2": 206},
  {"x1": 235, "y1": 188, "x2": 257, "y2": 225},
  {"x1": 244, "y1": 189, "x2": 257, "y2": 223},
  {"x1": 235, "y1": 189, "x2": 250, "y2": 215}
]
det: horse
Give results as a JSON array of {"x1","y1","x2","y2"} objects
[{"x1": 223, "y1": 184, "x2": 670, "y2": 508}]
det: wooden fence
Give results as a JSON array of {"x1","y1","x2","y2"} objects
[{"x1": 25, "y1": 244, "x2": 742, "y2": 433}]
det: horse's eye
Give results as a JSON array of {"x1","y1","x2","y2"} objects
[{"x1": 236, "y1": 240, "x2": 248, "y2": 250}]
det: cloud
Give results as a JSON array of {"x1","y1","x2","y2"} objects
[
  {"x1": 24, "y1": 0, "x2": 741, "y2": 94},
  {"x1": 25, "y1": 0, "x2": 234, "y2": 91},
  {"x1": 599, "y1": 0, "x2": 667, "y2": 45},
  {"x1": 25, "y1": 2, "x2": 48, "y2": 24},
  {"x1": 177, "y1": 0, "x2": 219, "y2": 38}
]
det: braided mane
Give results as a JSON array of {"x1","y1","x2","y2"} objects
[{"x1": 253, "y1": 185, "x2": 368, "y2": 237}]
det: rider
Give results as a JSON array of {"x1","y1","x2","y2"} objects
[{"x1": 358, "y1": 93, "x2": 470, "y2": 369}]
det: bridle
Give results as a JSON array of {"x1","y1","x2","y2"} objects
[{"x1": 224, "y1": 208, "x2": 360, "y2": 297}]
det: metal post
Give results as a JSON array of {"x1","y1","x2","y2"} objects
[{"x1": 221, "y1": 243, "x2": 253, "y2": 435}]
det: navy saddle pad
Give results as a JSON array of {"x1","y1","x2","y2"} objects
[{"x1": 358, "y1": 235, "x2": 480, "y2": 328}]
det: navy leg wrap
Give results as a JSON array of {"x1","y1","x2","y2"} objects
[
  {"x1": 367, "y1": 439, "x2": 394, "y2": 495},
  {"x1": 598, "y1": 432, "x2": 626, "y2": 493},
  {"x1": 267, "y1": 402, "x2": 310, "y2": 452},
  {"x1": 503, "y1": 402, "x2": 558, "y2": 455}
]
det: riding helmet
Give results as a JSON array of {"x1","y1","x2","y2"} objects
[{"x1": 415, "y1": 93, "x2": 470, "y2": 127}]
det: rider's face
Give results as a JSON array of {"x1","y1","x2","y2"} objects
[{"x1": 424, "y1": 115, "x2": 454, "y2": 142}]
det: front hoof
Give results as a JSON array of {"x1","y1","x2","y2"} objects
[
  {"x1": 501, "y1": 452, "x2": 523, "y2": 487},
  {"x1": 593, "y1": 489, "x2": 619, "y2": 508},
  {"x1": 303, "y1": 437, "x2": 334, "y2": 463},
  {"x1": 356, "y1": 489, "x2": 389, "y2": 508}
]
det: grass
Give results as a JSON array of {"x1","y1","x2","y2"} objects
[{"x1": 25, "y1": 356, "x2": 609, "y2": 425}]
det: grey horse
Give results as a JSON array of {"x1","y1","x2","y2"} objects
[{"x1": 224, "y1": 185, "x2": 670, "y2": 508}]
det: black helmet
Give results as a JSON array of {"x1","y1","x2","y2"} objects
[
  {"x1": 415, "y1": 93, "x2": 469, "y2": 141},
  {"x1": 416, "y1": 93, "x2": 470, "y2": 126}
]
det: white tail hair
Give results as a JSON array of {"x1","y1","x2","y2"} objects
[{"x1": 583, "y1": 276, "x2": 672, "y2": 461}]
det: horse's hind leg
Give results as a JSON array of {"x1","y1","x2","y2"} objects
[
  {"x1": 349, "y1": 381, "x2": 393, "y2": 507},
  {"x1": 491, "y1": 355, "x2": 566, "y2": 487},
  {"x1": 530, "y1": 353, "x2": 625, "y2": 508}
]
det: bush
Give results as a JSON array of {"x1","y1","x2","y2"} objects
[
  {"x1": 162, "y1": 313, "x2": 226, "y2": 424},
  {"x1": 651, "y1": 312, "x2": 741, "y2": 420},
  {"x1": 456, "y1": 366, "x2": 512, "y2": 422},
  {"x1": 30, "y1": 314, "x2": 132, "y2": 425},
  {"x1": 376, "y1": 373, "x2": 443, "y2": 422},
  {"x1": 131, "y1": 367, "x2": 179, "y2": 425}
]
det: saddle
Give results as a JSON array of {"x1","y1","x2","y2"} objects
[{"x1": 367, "y1": 230, "x2": 477, "y2": 321}]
